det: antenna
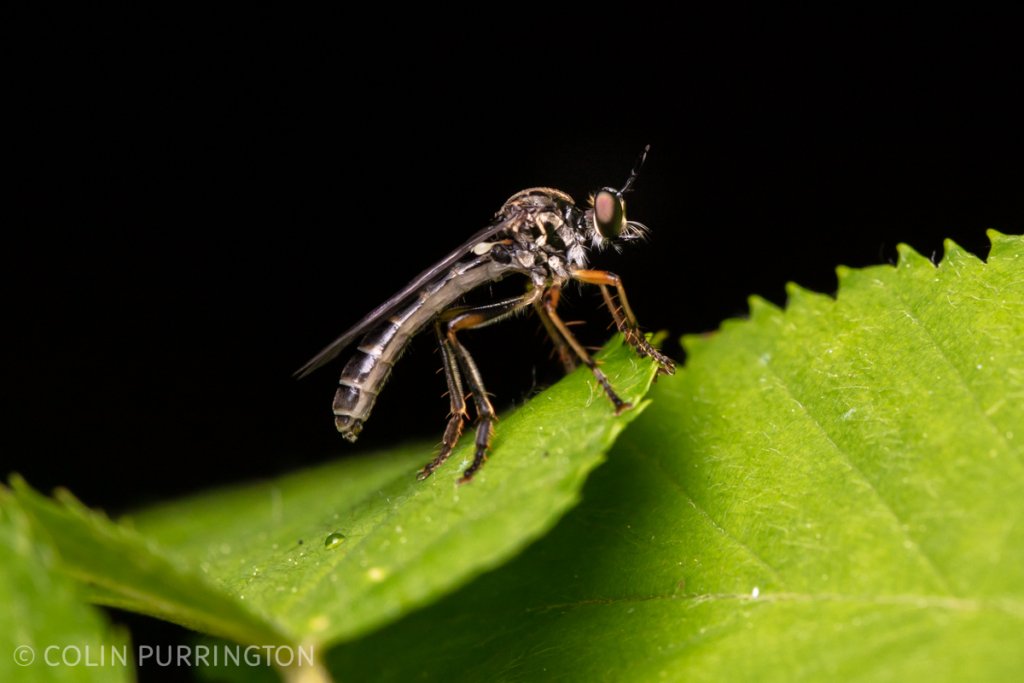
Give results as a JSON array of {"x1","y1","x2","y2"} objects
[{"x1": 620, "y1": 144, "x2": 651, "y2": 194}]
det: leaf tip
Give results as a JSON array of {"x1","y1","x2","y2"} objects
[
  {"x1": 54, "y1": 486, "x2": 93, "y2": 513},
  {"x1": 747, "y1": 295, "x2": 780, "y2": 319},
  {"x1": 986, "y1": 229, "x2": 1022, "y2": 262},
  {"x1": 680, "y1": 331, "x2": 714, "y2": 355},
  {"x1": 986, "y1": 228, "x2": 1008, "y2": 242},
  {"x1": 648, "y1": 329, "x2": 670, "y2": 349},
  {"x1": 784, "y1": 281, "x2": 832, "y2": 311},
  {"x1": 8, "y1": 472, "x2": 29, "y2": 493},
  {"x1": 895, "y1": 242, "x2": 932, "y2": 270},
  {"x1": 941, "y1": 238, "x2": 976, "y2": 265}
]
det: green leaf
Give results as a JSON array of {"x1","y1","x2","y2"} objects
[
  {"x1": 0, "y1": 490, "x2": 132, "y2": 683},
  {"x1": 324, "y1": 231, "x2": 1024, "y2": 681},
  {"x1": 11, "y1": 476, "x2": 291, "y2": 648},
  {"x1": 11, "y1": 340, "x2": 658, "y2": 653}
]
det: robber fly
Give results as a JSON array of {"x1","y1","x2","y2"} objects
[{"x1": 296, "y1": 147, "x2": 674, "y2": 483}]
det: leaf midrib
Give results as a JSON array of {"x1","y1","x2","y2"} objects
[{"x1": 523, "y1": 590, "x2": 1024, "y2": 618}]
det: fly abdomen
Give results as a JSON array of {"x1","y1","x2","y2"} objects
[
  {"x1": 332, "y1": 320, "x2": 409, "y2": 441},
  {"x1": 330, "y1": 256, "x2": 506, "y2": 442}
]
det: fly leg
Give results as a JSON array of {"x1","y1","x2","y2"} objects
[
  {"x1": 533, "y1": 290, "x2": 577, "y2": 374},
  {"x1": 571, "y1": 269, "x2": 676, "y2": 375},
  {"x1": 541, "y1": 285, "x2": 632, "y2": 414},
  {"x1": 417, "y1": 321, "x2": 469, "y2": 480},
  {"x1": 449, "y1": 340, "x2": 495, "y2": 483},
  {"x1": 420, "y1": 290, "x2": 542, "y2": 483}
]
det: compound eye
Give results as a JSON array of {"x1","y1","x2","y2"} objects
[{"x1": 594, "y1": 188, "x2": 625, "y2": 239}]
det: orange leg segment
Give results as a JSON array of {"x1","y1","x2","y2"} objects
[{"x1": 571, "y1": 269, "x2": 675, "y2": 375}]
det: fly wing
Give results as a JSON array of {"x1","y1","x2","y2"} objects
[{"x1": 294, "y1": 216, "x2": 515, "y2": 378}]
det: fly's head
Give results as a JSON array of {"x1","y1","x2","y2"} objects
[
  {"x1": 581, "y1": 145, "x2": 651, "y2": 251},
  {"x1": 583, "y1": 188, "x2": 648, "y2": 250}
]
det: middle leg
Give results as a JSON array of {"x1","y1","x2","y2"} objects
[
  {"x1": 417, "y1": 320, "x2": 470, "y2": 480},
  {"x1": 420, "y1": 290, "x2": 541, "y2": 482},
  {"x1": 532, "y1": 287, "x2": 577, "y2": 374}
]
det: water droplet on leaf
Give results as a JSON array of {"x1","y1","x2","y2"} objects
[{"x1": 324, "y1": 532, "x2": 346, "y2": 549}]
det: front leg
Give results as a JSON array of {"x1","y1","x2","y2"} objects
[
  {"x1": 541, "y1": 285, "x2": 632, "y2": 414},
  {"x1": 571, "y1": 269, "x2": 676, "y2": 375}
]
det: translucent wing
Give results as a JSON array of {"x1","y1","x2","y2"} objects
[{"x1": 294, "y1": 217, "x2": 515, "y2": 378}]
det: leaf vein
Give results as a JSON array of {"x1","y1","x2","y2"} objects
[
  {"x1": 757, "y1": 354, "x2": 957, "y2": 596},
  {"x1": 627, "y1": 443, "x2": 785, "y2": 587},
  {"x1": 885, "y1": 283, "x2": 1023, "y2": 468}
]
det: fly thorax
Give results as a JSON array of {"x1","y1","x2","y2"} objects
[
  {"x1": 515, "y1": 250, "x2": 536, "y2": 268},
  {"x1": 533, "y1": 211, "x2": 564, "y2": 245},
  {"x1": 546, "y1": 254, "x2": 569, "y2": 277},
  {"x1": 567, "y1": 243, "x2": 588, "y2": 267}
]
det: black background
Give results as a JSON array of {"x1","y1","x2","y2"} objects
[
  {"x1": 8, "y1": 15, "x2": 1023, "y2": 518},
  {"x1": 5, "y1": 12, "x2": 1023, "y2": 683}
]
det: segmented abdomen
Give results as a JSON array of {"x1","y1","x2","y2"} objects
[
  {"x1": 331, "y1": 256, "x2": 507, "y2": 441},
  {"x1": 332, "y1": 316, "x2": 409, "y2": 441}
]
